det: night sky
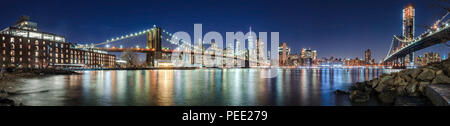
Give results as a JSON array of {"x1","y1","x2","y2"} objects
[{"x1": 0, "y1": 0, "x2": 448, "y2": 62}]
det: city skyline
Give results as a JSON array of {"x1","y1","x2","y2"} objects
[{"x1": 0, "y1": 0, "x2": 447, "y2": 62}]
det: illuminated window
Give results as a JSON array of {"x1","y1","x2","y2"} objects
[
  {"x1": 10, "y1": 37, "x2": 14, "y2": 43},
  {"x1": 35, "y1": 52, "x2": 39, "y2": 56},
  {"x1": 11, "y1": 44, "x2": 15, "y2": 49},
  {"x1": 35, "y1": 46, "x2": 39, "y2": 51},
  {"x1": 2, "y1": 43, "x2": 5, "y2": 47},
  {"x1": 19, "y1": 44, "x2": 22, "y2": 49},
  {"x1": 2, "y1": 37, "x2": 4, "y2": 41},
  {"x1": 35, "y1": 40, "x2": 39, "y2": 45}
]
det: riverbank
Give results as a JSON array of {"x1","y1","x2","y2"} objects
[
  {"x1": 344, "y1": 59, "x2": 450, "y2": 106},
  {"x1": 0, "y1": 69, "x2": 79, "y2": 106}
]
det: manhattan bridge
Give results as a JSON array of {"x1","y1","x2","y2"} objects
[{"x1": 384, "y1": 4, "x2": 450, "y2": 68}]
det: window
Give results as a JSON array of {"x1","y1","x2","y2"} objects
[
  {"x1": 10, "y1": 37, "x2": 14, "y2": 43},
  {"x1": 11, "y1": 57, "x2": 14, "y2": 62},
  {"x1": 35, "y1": 52, "x2": 39, "y2": 57},
  {"x1": 2, "y1": 37, "x2": 4, "y2": 41},
  {"x1": 35, "y1": 40, "x2": 39, "y2": 45}
]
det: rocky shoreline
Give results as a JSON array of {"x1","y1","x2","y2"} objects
[
  {"x1": 0, "y1": 69, "x2": 79, "y2": 106},
  {"x1": 344, "y1": 59, "x2": 450, "y2": 105}
]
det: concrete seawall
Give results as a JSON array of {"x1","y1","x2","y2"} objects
[{"x1": 425, "y1": 84, "x2": 450, "y2": 106}]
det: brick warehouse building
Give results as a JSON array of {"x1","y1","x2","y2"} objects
[{"x1": 0, "y1": 16, "x2": 116, "y2": 69}]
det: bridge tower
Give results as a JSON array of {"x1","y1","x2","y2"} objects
[{"x1": 146, "y1": 26, "x2": 162, "y2": 67}]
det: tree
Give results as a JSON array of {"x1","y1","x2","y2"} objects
[{"x1": 120, "y1": 50, "x2": 139, "y2": 67}]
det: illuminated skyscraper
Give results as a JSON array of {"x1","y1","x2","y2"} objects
[
  {"x1": 403, "y1": 3, "x2": 415, "y2": 41},
  {"x1": 403, "y1": 3, "x2": 415, "y2": 66}
]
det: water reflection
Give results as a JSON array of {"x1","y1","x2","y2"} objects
[{"x1": 11, "y1": 68, "x2": 395, "y2": 106}]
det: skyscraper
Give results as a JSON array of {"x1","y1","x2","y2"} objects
[
  {"x1": 403, "y1": 3, "x2": 415, "y2": 41},
  {"x1": 365, "y1": 49, "x2": 371, "y2": 65},
  {"x1": 402, "y1": 3, "x2": 415, "y2": 66},
  {"x1": 280, "y1": 42, "x2": 288, "y2": 66}
]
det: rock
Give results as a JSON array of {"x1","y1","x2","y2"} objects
[
  {"x1": 417, "y1": 68, "x2": 435, "y2": 81},
  {"x1": 369, "y1": 79, "x2": 379, "y2": 88},
  {"x1": 378, "y1": 91, "x2": 396, "y2": 104},
  {"x1": 393, "y1": 76, "x2": 405, "y2": 86},
  {"x1": 410, "y1": 69, "x2": 422, "y2": 79},
  {"x1": 400, "y1": 72, "x2": 413, "y2": 83},
  {"x1": 431, "y1": 72, "x2": 450, "y2": 84},
  {"x1": 334, "y1": 90, "x2": 350, "y2": 95},
  {"x1": 418, "y1": 81, "x2": 430, "y2": 93},
  {"x1": 349, "y1": 90, "x2": 370, "y2": 103},
  {"x1": 375, "y1": 82, "x2": 385, "y2": 93},
  {"x1": 443, "y1": 59, "x2": 450, "y2": 76},
  {"x1": 0, "y1": 97, "x2": 15, "y2": 106},
  {"x1": 396, "y1": 85, "x2": 407, "y2": 96},
  {"x1": 406, "y1": 81, "x2": 419, "y2": 96}
]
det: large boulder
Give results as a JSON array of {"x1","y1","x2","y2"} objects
[
  {"x1": 405, "y1": 80, "x2": 419, "y2": 96},
  {"x1": 399, "y1": 72, "x2": 413, "y2": 83},
  {"x1": 410, "y1": 69, "x2": 422, "y2": 79},
  {"x1": 349, "y1": 90, "x2": 370, "y2": 103},
  {"x1": 374, "y1": 82, "x2": 385, "y2": 93},
  {"x1": 431, "y1": 70, "x2": 450, "y2": 84},
  {"x1": 417, "y1": 68, "x2": 435, "y2": 81},
  {"x1": 396, "y1": 85, "x2": 407, "y2": 96},
  {"x1": 442, "y1": 59, "x2": 450, "y2": 76},
  {"x1": 369, "y1": 79, "x2": 380, "y2": 88},
  {"x1": 418, "y1": 81, "x2": 430, "y2": 93},
  {"x1": 378, "y1": 91, "x2": 396, "y2": 104}
]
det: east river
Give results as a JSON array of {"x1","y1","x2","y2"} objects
[{"x1": 5, "y1": 68, "x2": 398, "y2": 106}]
